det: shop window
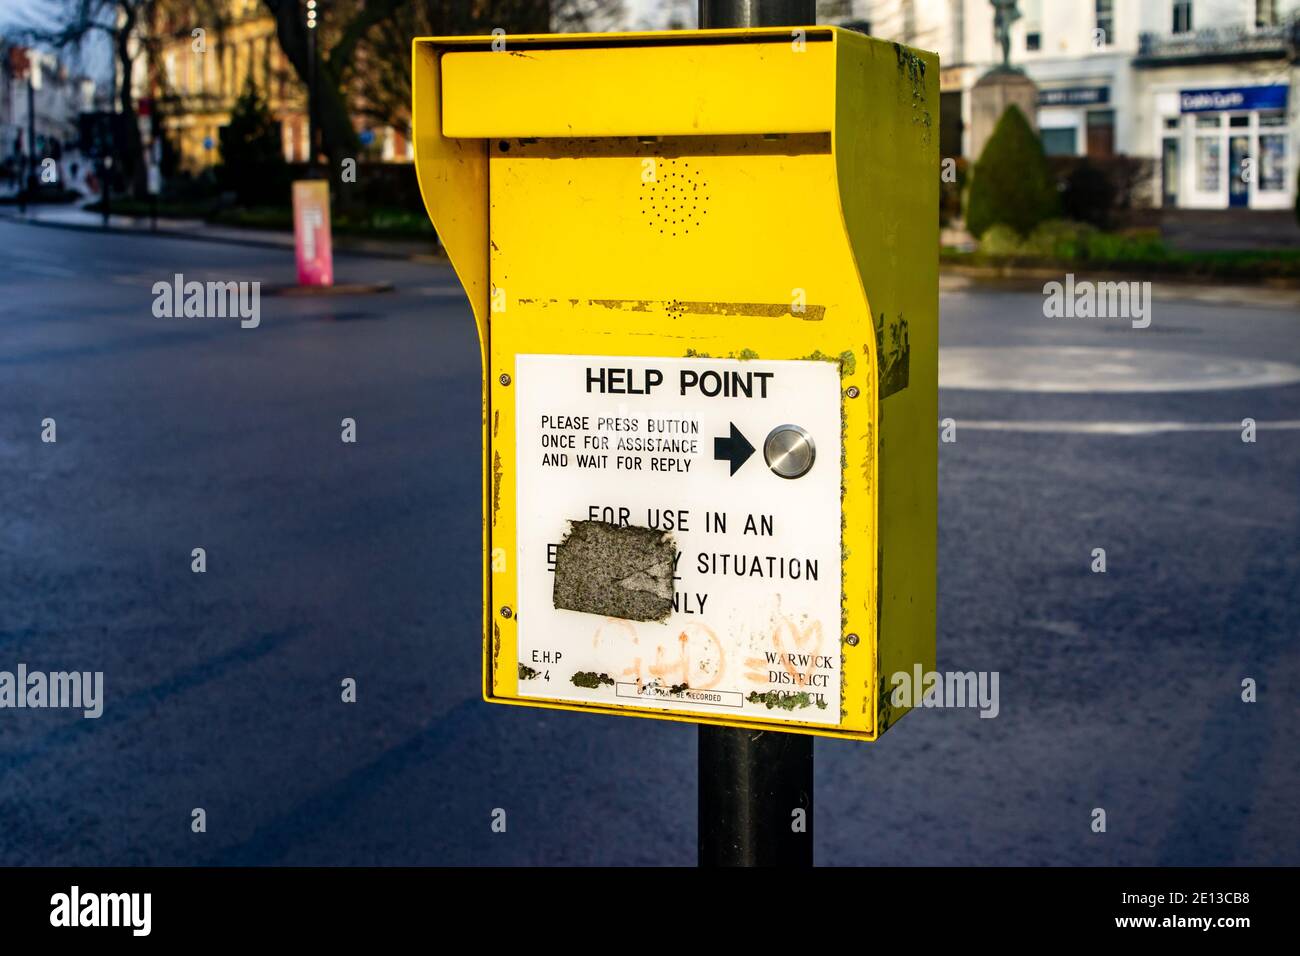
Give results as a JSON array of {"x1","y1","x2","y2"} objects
[
  {"x1": 1163, "y1": 117, "x2": 1181, "y2": 130},
  {"x1": 1086, "y1": 109, "x2": 1115, "y2": 158},
  {"x1": 1041, "y1": 127, "x2": 1077, "y2": 156},
  {"x1": 1195, "y1": 115, "x2": 1221, "y2": 129},
  {"x1": 1229, "y1": 114, "x2": 1249, "y2": 127},
  {"x1": 1195, "y1": 137, "x2": 1221, "y2": 191},
  {"x1": 1259, "y1": 111, "x2": 1285, "y2": 127},
  {"x1": 1173, "y1": 0, "x2": 1194, "y2": 34},
  {"x1": 1258, "y1": 134, "x2": 1286, "y2": 191}
]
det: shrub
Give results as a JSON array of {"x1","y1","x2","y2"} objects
[
  {"x1": 162, "y1": 168, "x2": 220, "y2": 204},
  {"x1": 1019, "y1": 220, "x2": 1094, "y2": 257},
  {"x1": 977, "y1": 223, "x2": 1024, "y2": 256},
  {"x1": 1059, "y1": 161, "x2": 1115, "y2": 228},
  {"x1": 1085, "y1": 228, "x2": 1167, "y2": 261},
  {"x1": 1048, "y1": 155, "x2": 1158, "y2": 228},
  {"x1": 976, "y1": 219, "x2": 1170, "y2": 261},
  {"x1": 966, "y1": 104, "x2": 1058, "y2": 238},
  {"x1": 217, "y1": 82, "x2": 289, "y2": 207},
  {"x1": 1106, "y1": 155, "x2": 1157, "y2": 209}
]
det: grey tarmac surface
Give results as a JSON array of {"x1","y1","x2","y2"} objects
[{"x1": 0, "y1": 220, "x2": 1296, "y2": 865}]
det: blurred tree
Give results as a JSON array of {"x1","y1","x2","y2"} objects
[
  {"x1": 1057, "y1": 159, "x2": 1114, "y2": 230},
  {"x1": 553, "y1": 0, "x2": 626, "y2": 32},
  {"x1": 261, "y1": 0, "x2": 391, "y2": 169},
  {"x1": 259, "y1": 1, "x2": 622, "y2": 172},
  {"x1": 20, "y1": 0, "x2": 228, "y2": 198},
  {"x1": 217, "y1": 80, "x2": 289, "y2": 204},
  {"x1": 344, "y1": 1, "x2": 625, "y2": 149},
  {"x1": 19, "y1": 0, "x2": 154, "y2": 197},
  {"x1": 657, "y1": 0, "x2": 694, "y2": 29},
  {"x1": 965, "y1": 104, "x2": 1058, "y2": 239}
]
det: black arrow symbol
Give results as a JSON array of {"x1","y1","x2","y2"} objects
[{"x1": 713, "y1": 422, "x2": 755, "y2": 476}]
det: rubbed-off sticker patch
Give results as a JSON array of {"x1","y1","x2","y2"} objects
[
  {"x1": 513, "y1": 353, "x2": 843, "y2": 726},
  {"x1": 875, "y1": 311, "x2": 910, "y2": 399},
  {"x1": 552, "y1": 520, "x2": 675, "y2": 622}
]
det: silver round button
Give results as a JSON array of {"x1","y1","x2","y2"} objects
[{"x1": 763, "y1": 425, "x2": 816, "y2": 479}]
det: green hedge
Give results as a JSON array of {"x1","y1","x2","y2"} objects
[
  {"x1": 947, "y1": 219, "x2": 1300, "y2": 280},
  {"x1": 966, "y1": 104, "x2": 1059, "y2": 239},
  {"x1": 979, "y1": 220, "x2": 1167, "y2": 261}
]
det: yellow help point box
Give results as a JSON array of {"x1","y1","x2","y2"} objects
[{"x1": 412, "y1": 27, "x2": 937, "y2": 740}]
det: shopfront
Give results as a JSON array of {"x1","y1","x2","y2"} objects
[
  {"x1": 1155, "y1": 84, "x2": 1292, "y2": 210},
  {"x1": 1037, "y1": 85, "x2": 1115, "y2": 157}
]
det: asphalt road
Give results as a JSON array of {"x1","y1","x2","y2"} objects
[{"x1": 1, "y1": 220, "x2": 1296, "y2": 865}]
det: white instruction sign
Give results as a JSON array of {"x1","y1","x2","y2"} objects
[{"x1": 514, "y1": 353, "x2": 843, "y2": 726}]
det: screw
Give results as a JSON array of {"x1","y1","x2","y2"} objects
[
  {"x1": 845, "y1": 386, "x2": 860, "y2": 399},
  {"x1": 845, "y1": 632, "x2": 859, "y2": 646},
  {"x1": 500, "y1": 606, "x2": 513, "y2": 619},
  {"x1": 499, "y1": 373, "x2": 511, "y2": 386}
]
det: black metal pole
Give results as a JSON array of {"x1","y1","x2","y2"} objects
[
  {"x1": 307, "y1": 9, "x2": 317, "y2": 176},
  {"x1": 21, "y1": 70, "x2": 35, "y2": 212},
  {"x1": 695, "y1": 0, "x2": 817, "y2": 869},
  {"x1": 698, "y1": 0, "x2": 816, "y2": 28},
  {"x1": 699, "y1": 727, "x2": 814, "y2": 866},
  {"x1": 147, "y1": 113, "x2": 156, "y2": 231}
]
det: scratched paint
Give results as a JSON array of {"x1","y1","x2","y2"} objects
[{"x1": 518, "y1": 297, "x2": 827, "y2": 321}]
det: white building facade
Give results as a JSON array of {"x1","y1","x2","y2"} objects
[
  {"x1": 1, "y1": 45, "x2": 98, "y2": 175},
  {"x1": 839, "y1": 0, "x2": 1298, "y2": 210}
]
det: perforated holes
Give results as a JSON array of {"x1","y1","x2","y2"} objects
[{"x1": 640, "y1": 158, "x2": 708, "y2": 237}]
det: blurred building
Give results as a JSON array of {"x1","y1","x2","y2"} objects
[
  {"x1": 135, "y1": 0, "x2": 305, "y2": 169},
  {"x1": 136, "y1": 0, "x2": 411, "y2": 172},
  {"x1": 0, "y1": 42, "x2": 98, "y2": 181},
  {"x1": 1133, "y1": 1, "x2": 1295, "y2": 211},
  {"x1": 834, "y1": 0, "x2": 1298, "y2": 211}
]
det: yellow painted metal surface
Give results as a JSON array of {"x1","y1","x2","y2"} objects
[
  {"x1": 441, "y1": 42, "x2": 835, "y2": 138},
  {"x1": 412, "y1": 27, "x2": 937, "y2": 740}
]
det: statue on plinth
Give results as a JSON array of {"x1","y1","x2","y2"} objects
[{"x1": 991, "y1": 0, "x2": 1023, "y2": 73}]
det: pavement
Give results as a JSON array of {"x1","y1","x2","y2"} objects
[
  {"x1": 0, "y1": 219, "x2": 1296, "y2": 866},
  {"x1": 0, "y1": 203, "x2": 442, "y2": 261},
  {"x1": 1157, "y1": 208, "x2": 1300, "y2": 253}
]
